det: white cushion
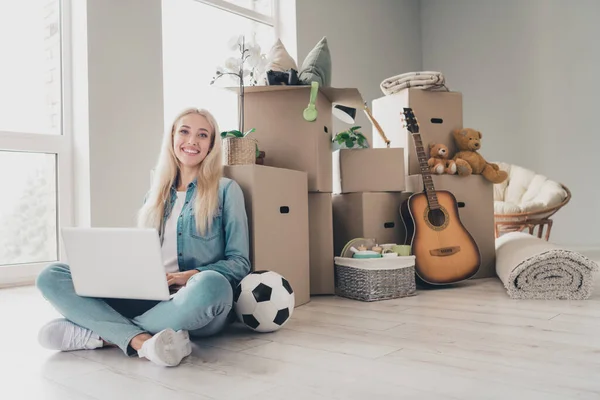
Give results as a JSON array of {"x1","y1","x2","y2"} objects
[
  {"x1": 493, "y1": 162, "x2": 568, "y2": 217},
  {"x1": 264, "y1": 39, "x2": 298, "y2": 73}
]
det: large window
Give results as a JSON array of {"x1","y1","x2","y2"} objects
[
  {"x1": 0, "y1": 0, "x2": 72, "y2": 285},
  {"x1": 162, "y1": 0, "x2": 278, "y2": 132}
]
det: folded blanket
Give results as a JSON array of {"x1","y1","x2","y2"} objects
[
  {"x1": 495, "y1": 232, "x2": 598, "y2": 300},
  {"x1": 380, "y1": 71, "x2": 447, "y2": 95}
]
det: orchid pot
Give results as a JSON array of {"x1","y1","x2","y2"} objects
[{"x1": 221, "y1": 129, "x2": 259, "y2": 166}]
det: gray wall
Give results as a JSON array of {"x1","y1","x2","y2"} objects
[
  {"x1": 421, "y1": 0, "x2": 600, "y2": 247},
  {"x1": 73, "y1": 0, "x2": 165, "y2": 228},
  {"x1": 296, "y1": 0, "x2": 422, "y2": 144}
]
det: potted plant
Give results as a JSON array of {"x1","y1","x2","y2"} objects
[
  {"x1": 220, "y1": 128, "x2": 263, "y2": 165},
  {"x1": 211, "y1": 35, "x2": 267, "y2": 165},
  {"x1": 332, "y1": 126, "x2": 369, "y2": 149}
]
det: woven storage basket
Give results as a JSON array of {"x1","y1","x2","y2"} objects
[
  {"x1": 222, "y1": 137, "x2": 256, "y2": 165},
  {"x1": 334, "y1": 256, "x2": 416, "y2": 302}
]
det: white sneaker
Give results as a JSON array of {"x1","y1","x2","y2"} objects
[
  {"x1": 38, "y1": 318, "x2": 103, "y2": 351},
  {"x1": 137, "y1": 328, "x2": 191, "y2": 367}
]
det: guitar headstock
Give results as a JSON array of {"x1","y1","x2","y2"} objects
[{"x1": 401, "y1": 107, "x2": 419, "y2": 134}]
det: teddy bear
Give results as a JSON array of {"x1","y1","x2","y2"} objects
[
  {"x1": 428, "y1": 143, "x2": 457, "y2": 175},
  {"x1": 452, "y1": 128, "x2": 508, "y2": 184}
]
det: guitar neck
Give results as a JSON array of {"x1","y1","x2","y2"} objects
[{"x1": 411, "y1": 133, "x2": 440, "y2": 210}]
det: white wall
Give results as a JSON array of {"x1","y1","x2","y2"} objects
[
  {"x1": 72, "y1": 0, "x2": 164, "y2": 228},
  {"x1": 296, "y1": 0, "x2": 422, "y2": 144},
  {"x1": 421, "y1": 0, "x2": 600, "y2": 248}
]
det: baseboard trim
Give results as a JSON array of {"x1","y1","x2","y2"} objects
[
  {"x1": 0, "y1": 279, "x2": 35, "y2": 289},
  {"x1": 0, "y1": 263, "x2": 46, "y2": 289}
]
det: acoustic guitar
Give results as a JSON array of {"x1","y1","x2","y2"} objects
[{"x1": 400, "y1": 108, "x2": 481, "y2": 285}]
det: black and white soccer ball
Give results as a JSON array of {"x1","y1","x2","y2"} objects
[{"x1": 233, "y1": 270, "x2": 295, "y2": 333}]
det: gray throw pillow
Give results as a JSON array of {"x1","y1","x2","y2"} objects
[{"x1": 299, "y1": 37, "x2": 331, "y2": 86}]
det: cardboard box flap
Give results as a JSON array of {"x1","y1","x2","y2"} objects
[
  {"x1": 320, "y1": 87, "x2": 364, "y2": 109},
  {"x1": 225, "y1": 86, "x2": 365, "y2": 108}
]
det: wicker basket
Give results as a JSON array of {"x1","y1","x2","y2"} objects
[
  {"x1": 334, "y1": 256, "x2": 416, "y2": 302},
  {"x1": 222, "y1": 137, "x2": 257, "y2": 165}
]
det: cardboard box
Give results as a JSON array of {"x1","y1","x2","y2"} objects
[
  {"x1": 332, "y1": 148, "x2": 406, "y2": 194},
  {"x1": 372, "y1": 89, "x2": 463, "y2": 175},
  {"x1": 308, "y1": 193, "x2": 335, "y2": 295},
  {"x1": 223, "y1": 165, "x2": 310, "y2": 306},
  {"x1": 233, "y1": 86, "x2": 365, "y2": 192},
  {"x1": 404, "y1": 174, "x2": 495, "y2": 279},
  {"x1": 332, "y1": 192, "x2": 409, "y2": 257}
]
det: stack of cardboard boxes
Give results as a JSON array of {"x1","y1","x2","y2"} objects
[
  {"x1": 224, "y1": 85, "x2": 497, "y2": 309},
  {"x1": 371, "y1": 88, "x2": 496, "y2": 278},
  {"x1": 224, "y1": 86, "x2": 365, "y2": 306},
  {"x1": 331, "y1": 147, "x2": 407, "y2": 258}
]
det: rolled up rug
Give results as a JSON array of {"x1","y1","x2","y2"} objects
[{"x1": 495, "y1": 232, "x2": 598, "y2": 300}]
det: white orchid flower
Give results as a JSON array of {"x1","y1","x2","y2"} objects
[
  {"x1": 250, "y1": 55, "x2": 267, "y2": 78},
  {"x1": 224, "y1": 57, "x2": 242, "y2": 72},
  {"x1": 245, "y1": 43, "x2": 262, "y2": 67},
  {"x1": 249, "y1": 42, "x2": 261, "y2": 54},
  {"x1": 257, "y1": 54, "x2": 268, "y2": 71},
  {"x1": 227, "y1": 34, "x2": 243, "y2": 51},
  {"x1": 247, "y1": 43, "x2": 261, "y2": 57},
  {"x1": 246, "y1": 54, "x2": 260, "y2": 69}
]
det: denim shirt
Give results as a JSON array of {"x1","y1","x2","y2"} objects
[{"x1": 160, "y1": 177, "x2": 251, "y2": 289}]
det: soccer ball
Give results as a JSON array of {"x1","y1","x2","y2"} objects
[{"x1": 233, "y1": 270, "x2": 295, "y2": 333}]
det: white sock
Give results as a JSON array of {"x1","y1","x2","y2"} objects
[
  {"x1": 137, "y1": 329, "x2": 191, "y2": 367},
  {"x1": 38, "y1": 318, "x2": 103, "y2": 351}
]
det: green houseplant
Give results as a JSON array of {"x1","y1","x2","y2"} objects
[{"x1": 332, "y1": 126, "x2": 368, "y2": 149}]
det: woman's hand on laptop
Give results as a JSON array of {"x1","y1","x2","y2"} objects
[{"x1": 166, "y1": 270, "x2": 199, "y2": 287}]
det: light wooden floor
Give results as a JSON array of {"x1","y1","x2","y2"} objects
[{"x1": 2, "y1": 271, "x2": 600, "y2": 400}]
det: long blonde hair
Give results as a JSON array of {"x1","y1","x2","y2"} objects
[{"x1": 138, "y1": 107, "x2": 223, "y2": 236}]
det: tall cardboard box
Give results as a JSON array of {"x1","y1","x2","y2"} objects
[
  {"x1": 332, "y1": 192, "x2": 409, "y2": 257},
  {"x1": 404, "y1": 174, "x2": 495, "y2": 279},
  {"x1": 372, "y1": 89, "x2": 463, "y2": 175},
  {"x1": 234, "y1": 86, "x2": 365, "y2": 192},
  {"x1": 223, "y1": 165, "x2": 311, "y2": 306},
  {"x1": 332, "y1": 148, "x2": 406, "y2": 194},
  {"x1": 308, "y1": 193, "x2": 334, "y2": 295}
]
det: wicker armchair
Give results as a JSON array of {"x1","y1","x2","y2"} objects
[{"x1": 493, "y1": 163, "x2": 571, "y2": 241}]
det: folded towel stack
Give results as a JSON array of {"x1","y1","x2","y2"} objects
[{"x1": 380, "y1": 71, "x2": 447, "y2": 96}]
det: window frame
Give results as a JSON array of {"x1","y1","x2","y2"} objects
[
  {"x1": 196, "y1": 0, "x2": 280, "y2": 36},
  {"x1": 0, "y1": 0, "x2": 285, "y2": 287},
  {"x1": 0, "y1": 0, "x2": 74, "y2": 287},
  {"x1": 162, "y1": 0, "x2": 283, "y2": 131}
]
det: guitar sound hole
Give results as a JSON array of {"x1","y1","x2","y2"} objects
[{"x1": 428, "y1": 208, "x2": 446, "y2": 227}]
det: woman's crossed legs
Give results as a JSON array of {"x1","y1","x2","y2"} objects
[{"x1": 36, "y1": 263, "x2": 233, "y2": 367}]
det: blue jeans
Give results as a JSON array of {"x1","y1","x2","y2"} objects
[{"x1": 36, "y1": 263, "x2": 233, "y2": 355}]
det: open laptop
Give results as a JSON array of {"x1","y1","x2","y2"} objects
[{"x1": 61, "y1": 227, "x2": 171, "y2": 301}]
